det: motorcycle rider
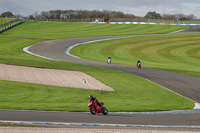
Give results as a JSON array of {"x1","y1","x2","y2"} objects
[
  {"x1": 107, "y1": 56, "x2": 111, "y2": 64},
  {"x1": 89, "y1": 95, "x2": 103, "y2": 109},
  {"x1": 137, "y1": 59, "x2": 141, "y2": 66}
]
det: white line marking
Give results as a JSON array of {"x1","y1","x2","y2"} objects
[
  {"x1": 194, "y1": 103, "x2": 200, "y2": 109},
  {"x1": 65, "y1": 38, "x2": 119, "y2": 58},
  {"x1": 170, "y1": 29, "x2": 187, "y2": 33},
  {"x1": 23, "y1": 45, "x2": 58, "y2": 60}
]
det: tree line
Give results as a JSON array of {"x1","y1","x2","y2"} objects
[
  {"x1": 30, "y1": 10, "x2": 136, "y2": 21},
  {"x1": 0, "y1": 10, "x2": 197, "y2": 21},
  {"x1": 145, "y1": 11, "x2": 196, "y2": 20}
]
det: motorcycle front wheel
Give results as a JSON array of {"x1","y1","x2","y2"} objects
[{"x1": 90, "y1": 107, "x2": 96, "y2": 115}]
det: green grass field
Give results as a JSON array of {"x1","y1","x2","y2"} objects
[
  {"x1": 0, "y1": 22, "x2": 194, "y2": 111},
  {"x1": 71, "y1": 33, "x2": 200, "y2": 77},
  {"x1": 0, "y1": 21, "x2": 188, "y2": 39}
]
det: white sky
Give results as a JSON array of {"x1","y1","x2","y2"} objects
[{"x1": 1, "y1": 0, "x2": 200, "y2": 18}]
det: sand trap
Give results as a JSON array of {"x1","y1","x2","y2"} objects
[{"x1": 0, "y1": 64, "x2": 114, "y2": 91}]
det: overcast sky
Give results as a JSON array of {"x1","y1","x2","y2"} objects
[{"x1": 1, "y1": 0, "x2": 200, "y2": 18}]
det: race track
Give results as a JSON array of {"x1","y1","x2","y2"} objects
[
  {"x1": 1, "y1": 26, "x2": 200, "y2": 130},
  {"x1": 28, "y1": 28, "x2": 200, "y2": 103}
]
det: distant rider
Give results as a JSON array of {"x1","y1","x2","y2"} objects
[
  {"x1": 137, "y1": 60, "x2": 141, "y2": 67},
  {"x1": 89, "y1": 95, "x2": 103, "y2": 109},
  {"x1": 107, "y1": 56, "x2": 111, "y2": 64}
]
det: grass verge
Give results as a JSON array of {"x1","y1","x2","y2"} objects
[{"x1": 0, "y1": 123, "x2": 38, "y2": 127}]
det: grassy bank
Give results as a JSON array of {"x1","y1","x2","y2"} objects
[
  {"x1": 0, "y1": 18, "x2": 18, "y2": 29},
  {"x1": 0, "y1": 18, "x2": 15, "y2": 25}
]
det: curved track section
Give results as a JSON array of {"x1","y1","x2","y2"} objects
[
  {"x1": 1, "y1": 26, "x2": 200, "y2": 129},
  {"x1": 28, "y1": 34, "x2": 200, "y2": 103}
]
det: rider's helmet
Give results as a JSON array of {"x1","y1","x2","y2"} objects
[{"x1": 89, "y1": 95, "x2": 93, "y2": 100}]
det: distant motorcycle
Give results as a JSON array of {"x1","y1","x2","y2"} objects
[
  {"x1": 137, "y1": 62, "x2": 141, "y2": 69},
  {"x1": 88, "y1": 100, "x2": 108, "y2": 115}
]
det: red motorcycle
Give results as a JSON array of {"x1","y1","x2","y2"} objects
[{"x1": 88, "y1": 100, "x2": 108, "y2": 115}]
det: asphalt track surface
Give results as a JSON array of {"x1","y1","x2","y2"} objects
[{"x1": 1, "y1": 26, "x2": 200, "y2": 130}]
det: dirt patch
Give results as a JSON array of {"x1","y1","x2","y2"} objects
[{"x1": 0, "y1": 64, "x2": 114, "y2": 91}]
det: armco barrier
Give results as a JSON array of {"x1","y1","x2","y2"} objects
[
  {"x1": 94, "y1": 22, "x2": 200, "y2": 26},
  {"x1": 0, "y1": 20, "x2": 35, "y2": 34}
]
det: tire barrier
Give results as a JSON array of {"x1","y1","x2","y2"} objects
[{"x1": 0, "y1": 20, "x2": 35, "y2": 33}]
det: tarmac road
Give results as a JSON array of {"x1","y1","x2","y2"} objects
[
  {"x1": 1, "y1": 26, "x2": 200, "y2": 129},
  {"x1": 0, "y1": 109, "x2": 200, "y2": 128}
]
